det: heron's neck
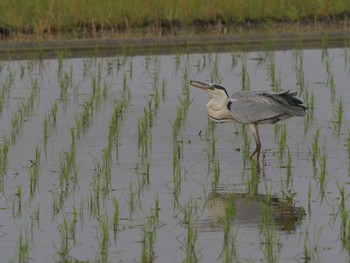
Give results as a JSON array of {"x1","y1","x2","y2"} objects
[{"x1": 206, "y1": 97, "x2": 233, "y2": 122}]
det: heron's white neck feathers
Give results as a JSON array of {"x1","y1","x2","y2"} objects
[{"x1": 206, "y1": 96, "x2": 233, "y2": 122}]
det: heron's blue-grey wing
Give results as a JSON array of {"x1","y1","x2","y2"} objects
[{"x1": 228, "y1": 91, "x2": 306, "y2": 124}]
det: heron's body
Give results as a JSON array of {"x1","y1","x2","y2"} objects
[{"x1": 190, "y1": 80, "x2": 307, "y2": 159}]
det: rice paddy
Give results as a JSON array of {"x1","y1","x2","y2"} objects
[{"x1": 0, "y1": 41, "x2": 350, "y2": 262}]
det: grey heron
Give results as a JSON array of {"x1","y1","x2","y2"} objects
[{"x1": 189, "y1": 80, "x2": 307, "y2": 159}]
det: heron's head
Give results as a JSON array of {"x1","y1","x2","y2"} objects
[{"x1": 189, "y1": 80, "x2": 229, "y2": 99}]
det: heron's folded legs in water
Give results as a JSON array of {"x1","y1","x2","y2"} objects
[{"x1": 248, "y1": 123, "x2": 261, "y2": 159}]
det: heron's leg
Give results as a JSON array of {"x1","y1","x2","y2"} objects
[{"x1": 248, "y1": 123, "x2": 261, "y2": 159}]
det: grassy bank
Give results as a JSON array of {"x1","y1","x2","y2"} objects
[{"x1": 0, "y1": 0, "x2": 350, "y2": 38}]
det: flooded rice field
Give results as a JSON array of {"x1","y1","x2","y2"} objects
[{"x1": 0, "y1": 46, "x2": 350, "y2": 262}]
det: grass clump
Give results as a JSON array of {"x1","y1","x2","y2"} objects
[{"x1": 1, "y1": 0, "x2": 350, "y2": 37}]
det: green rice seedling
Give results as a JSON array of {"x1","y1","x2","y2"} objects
[
  {"x1": 259, "y1": 201, "x2": 281, "y2": 263},
  {"x1": 332, "y1": 97, "x2": 343, "y2": 137},
  {"x1": 241, "y1": 57, "x2": 250, "y2": 91},
  {"x1": 172, "y1": 139, "x2": 183, "y2": 200},
  {"x1": 112, "y1": 197, "x2": 119, "y2": 244},
  {"x1": 0, "y1": 136, "x2": 9, "y2": 189},
  {"x1": 17, "y1": 228, "x2": 30, "y2": 263},
  {"x1": 311, "y1": 127, "x2": 321, "y2": 168},
  {"x1": 211, "y1": 158, "x2": 220, "y2": 191},
  {"x1": 328, "y1": 73, "x2": 336, "y2": 103},
  {"x1": 321, "y1": 33, "x2": 329, "y2": 61},
  {"x1": 161, "y1": 77, "x2": 167, "y2": 101},
  {"x1": 56, "y1": 50, "x2": 65, "y2": 76},
  {"x1": 318, "y1": 149, "x2": 328, "y2": 200},
  {"x1": 49, "y1": 101, "x2": 58, "y2": 124},
  {"x1": 337, "y1": 184, "x2": 349, "y2": 248},
  {"x1": 286, "y1": 148, "x2": 292, "y2": 187},
  {"x1": 97, "y1": 214, "x2": 109, "y2": 262},
  {"x1": 307, "y1": 182, "x2": 312, "y2": 219},
  {"x1": 12, "y1": 184, "x2": 22, "y2": 218},
  {"x1": 220, "y1": 194, "x2": 237, "y2": 263},
  {"x1": 278, "y1": 124, "x2": 287, "y2": 161},
  {"x1": 57, "y1": 218, "x2": 69, "y2": 262},
  {"x1": 141, "y1": 213, "x2": 159, "y2": 263},
  {"x1": 28, "y1": 146, "x2": 40, "y2": 200},
  {"x1": 303, "y1": 88, "x2": 314, "y2": 134},
  {"x1": 59, "y1": 71, "x2": 70, "y2": 102},
  {"x1": 43, "y1": 114, "x2": 49, "y2": 151}
]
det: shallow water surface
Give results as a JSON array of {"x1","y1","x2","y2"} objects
[{"x1": 0, "y1": 47, "x2": 350, "y2": 262}]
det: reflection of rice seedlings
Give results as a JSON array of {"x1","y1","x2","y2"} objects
[
  {"x1": 347, "y1": 129, "x2": 350, "y2": 161},
  {"x1": 332, "y1": 97, "x2": 343, "y2": 137},
  {"x1": 172, "y1": 95, "x2": 191, "y2": 140}
]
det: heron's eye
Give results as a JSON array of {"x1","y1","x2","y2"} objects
[{"x1": 209, "y1": 86, "x2": 215, "y2": 90}]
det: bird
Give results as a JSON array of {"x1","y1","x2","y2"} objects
[{"x1": 189, "y1": 80, "x2": 307, "y2": 159}]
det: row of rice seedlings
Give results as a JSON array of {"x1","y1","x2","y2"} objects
[
  {"x1": 51, "y1": 129, "x2": 79, "y2": 216},
  {"x1": 267, "y1": 52, "x2": 281, "y2": 93},
  {"x1": 107, "y1": 73, "x2": 130, "y2": 159},
  {"x1": 10, "y1": 78, "x2": 41, "y2": 143}
]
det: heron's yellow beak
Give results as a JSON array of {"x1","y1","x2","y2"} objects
[{"x1": 189, "y1": 80, "x2": 211, "y2": 91}]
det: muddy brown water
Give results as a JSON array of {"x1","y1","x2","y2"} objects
[{"x1": 0, "y1": 47, "x2": 349, "y2": 262}]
